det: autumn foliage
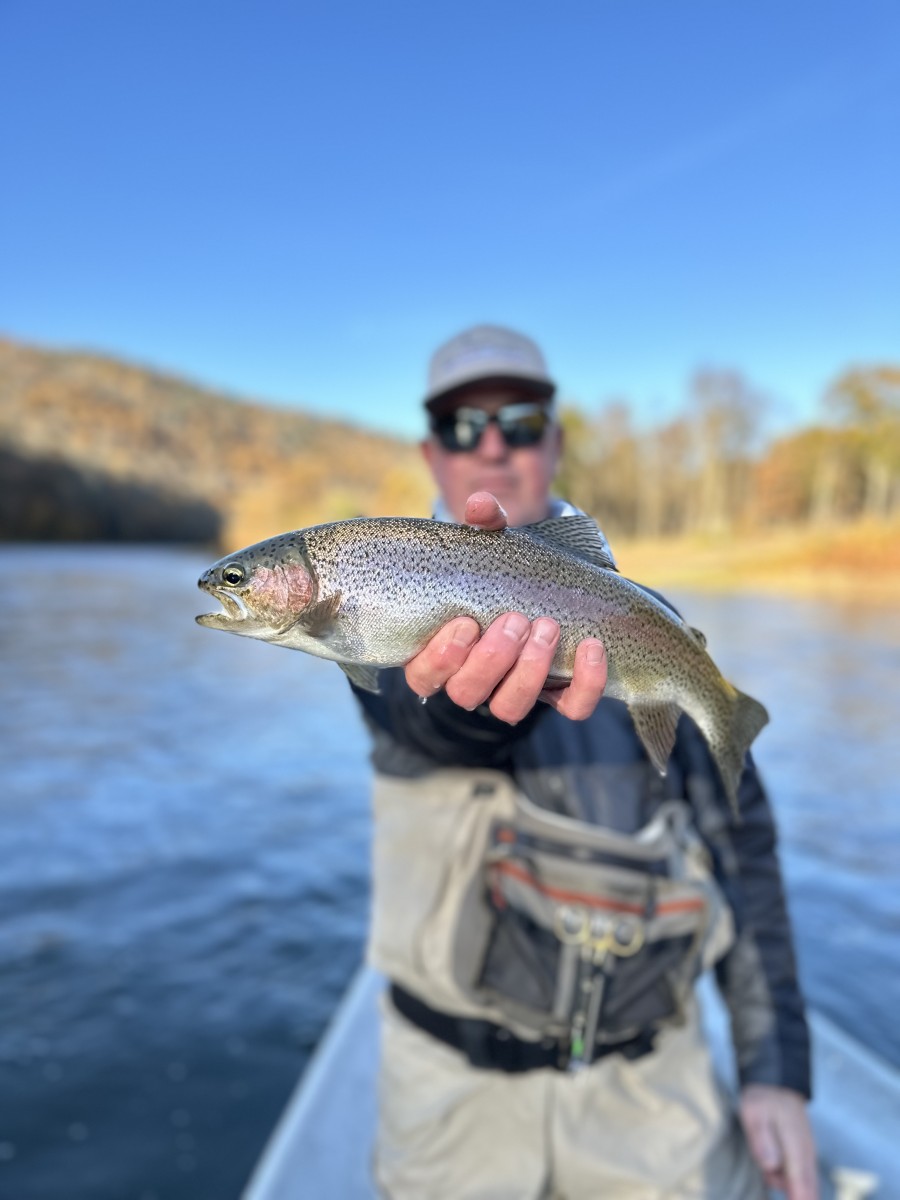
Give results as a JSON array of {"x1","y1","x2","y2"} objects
[
  {"x1": 0, "y1": 337, "x2": 432, "y2": 547},
  {"x1": 558, "y1": 367, "x2": 900, "y2": 539},
  {"x1": 1, "y1": 338, "x2": 897, "y2": 593}
]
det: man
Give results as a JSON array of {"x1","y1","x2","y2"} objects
[{"x1": 352, "y1": 325, "x2": 817, "y2": 1199}]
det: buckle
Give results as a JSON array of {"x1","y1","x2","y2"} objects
[
  {"x1": 553, "y1": 1034, "x2": 574, "y2": 1072},
  {"x1": 566, "y1": 1028, "x2": 658, "y2": 1072}
]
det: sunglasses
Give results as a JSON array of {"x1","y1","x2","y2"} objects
[{"x1": 430, "y1": 402, "x2": 552, "y2": 453}]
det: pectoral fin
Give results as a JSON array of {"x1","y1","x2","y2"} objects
[
  {"x1": 628, "y1": 701, "x2": 681, "y2": 776},
  {"x1": 339, "y1": 662, "x2": 382, "y2": 693},
  {"x1": 301, "y1": 591, "x2": 342, "y2": 635}
]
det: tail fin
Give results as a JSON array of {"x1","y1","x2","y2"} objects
[
  {"x1": 716, "y1": 688, "x2": 770, "y2": 815},
  {"x1": 735, "y1": 689, "x2": 769, "y2": 753}
]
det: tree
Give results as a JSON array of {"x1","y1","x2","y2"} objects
[
  {"x1": 687, "y1": 371, "x2": 765, "y2": 533},
  {"x1": 825, "y1": 367, "x2": 900, "y2": 519}
]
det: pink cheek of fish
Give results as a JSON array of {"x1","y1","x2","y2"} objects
[{"x1": 248, "y1": 564, "x2": 313, "y2": 618}]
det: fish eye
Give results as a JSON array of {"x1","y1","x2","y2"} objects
[{"x1": 221, "y1": 563, "x2": 245, "y2": 587}]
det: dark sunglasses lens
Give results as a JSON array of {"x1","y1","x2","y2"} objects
[
  {"x1": 498, "y1": 408, "x2": 549, "y2": 447},
  {"x1": 432, "y1": 410, "x2": 488, "y2": 451}
]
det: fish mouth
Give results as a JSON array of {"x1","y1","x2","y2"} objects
[{"x1": 196, "y1": 586, "x2": 250, "y2": 628}]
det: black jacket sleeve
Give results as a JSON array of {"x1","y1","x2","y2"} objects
[
  {"x1": 351, "y1": 667, "x2": 544, "y2": 775},
  {"x1": 678, "y1": 730, "x2": 812, "y2": 1097}
]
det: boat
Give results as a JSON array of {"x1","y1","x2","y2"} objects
[{"x1": 243, "y1": 966, "x2": 898, "y2": 1200}]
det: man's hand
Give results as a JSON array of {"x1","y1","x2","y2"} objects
[
  {"x1": 404, "y1": 492, "x2": 608, "y2": 724},
  {"x1": 740, "y1": 1085, "x2": 819, "y2": 1200}
]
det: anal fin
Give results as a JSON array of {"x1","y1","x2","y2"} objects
[
  {"x1": 628, "y1": 702, "x2": 681, "y2": 776},
  {"x1": 339, "y1": 662, "x2": 382, "y2": 693}
]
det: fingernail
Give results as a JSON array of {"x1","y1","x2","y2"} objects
[
  {"x1": 452, "y1": 622, "x2": 479, "y2": 648},
  {"x1": 533, "y1": 618, "x2": 558, "y2": 647},
  {"x1": 502, "y1": 613, "x2": 530, "y2": 640},
  {"x1": 586, "y1": 641, "x2": 605, "y2": 665}
]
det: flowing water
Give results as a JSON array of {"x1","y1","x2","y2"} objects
[{"x1": 1, "y1": 546, "x2": 898, "y2": 1199}]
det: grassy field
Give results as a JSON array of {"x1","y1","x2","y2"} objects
[{"x1": 613, "y1": 520, "x2": 900, "y2": 601}]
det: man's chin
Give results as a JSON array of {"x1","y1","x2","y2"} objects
[
  {"x1": 492, "y1": 497, "x2": 549, "y2": 528},
  {"x1": 472, "y1": 481, "x2": 516, "y2": 509},
  {"x1": 451, "y1": 483, "x2": 548, "y2": 527},
  {"x1": 473, "y1": 488, "x2": 519, "y2": 523}
]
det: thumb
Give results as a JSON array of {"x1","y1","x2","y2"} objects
[{"x1": 464, "y1": 492, "x2": 508, "y2": 530}]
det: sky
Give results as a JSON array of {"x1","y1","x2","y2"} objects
[{"x1": 1, "y1": 0, "x2": 898, "y2": 440}]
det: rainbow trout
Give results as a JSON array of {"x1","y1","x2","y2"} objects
[{"x1": 196, "y1": 514, "x2": 768, "y2": 810}]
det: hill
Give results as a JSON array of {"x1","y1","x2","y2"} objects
[
  {"x1": 0, "y1": 337, "x2": 432, "y2": 546},
  {"x1": 4, "y1": 336, "x2": 898, "y2": 599}
]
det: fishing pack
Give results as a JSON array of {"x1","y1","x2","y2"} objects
[
  {"x1": 368, "y1": 769, "x2": 733, "y2": 1065},
  {"x1": 476, "y1": 795, "x2": 733, "y2": 1063}
]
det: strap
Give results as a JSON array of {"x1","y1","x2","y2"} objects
[{"x1": 389, "y1": 984, "x2": 655, "y2": 1073}]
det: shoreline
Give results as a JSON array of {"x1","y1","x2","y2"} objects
[{"x1": 613, "y1": 521, "x2": 900, "y2": 602}]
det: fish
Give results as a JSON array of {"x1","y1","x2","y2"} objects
[{"x1": 196, "y1": 514, "x2": 768, "y2": 811}]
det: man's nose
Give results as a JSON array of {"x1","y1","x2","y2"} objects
[{"x1": 475, "y1": 419, "x2": 508, "y2": 459}]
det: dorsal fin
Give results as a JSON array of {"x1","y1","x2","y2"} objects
[
  {"x1": 522, "y1": 515, "x2": 618, "y2": 571},
  {"x1": 689, "y1": 626, "x2": 707, "y2": 648}
]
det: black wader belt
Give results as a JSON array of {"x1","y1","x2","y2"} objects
[{"x1": 389, "y1": 984, "x2": 656, "y2": 1073}]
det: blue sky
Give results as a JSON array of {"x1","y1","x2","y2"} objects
[{"x1": 1, "y1": 0, "x2": 898, "y2": 439}]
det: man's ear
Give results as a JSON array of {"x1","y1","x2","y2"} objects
[
  {"x1": 550, "y1": 420, "x2": 563, "y2": 469},
  {"x1": 420, "y1": 437, "x2": 436, "y2": 472}
]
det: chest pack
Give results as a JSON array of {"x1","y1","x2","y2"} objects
[{"x1": 368, "y1": 769, "x2": 733, "y2": 1052}]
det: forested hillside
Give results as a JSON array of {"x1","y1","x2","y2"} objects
[
  {"x1": 0, "y1": 337, "x2": 432, "y2": 546},
  {"x1": 2, "y1": 336, "x2": 897, "y2": 584}
]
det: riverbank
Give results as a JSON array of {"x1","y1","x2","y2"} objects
[{"x1": 613, "y1": 520, "x2": 900, "y2": 600}]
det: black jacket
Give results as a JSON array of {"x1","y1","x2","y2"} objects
[{"x1": 354, "y1": 666, "x2": 812, "y2": 1097}]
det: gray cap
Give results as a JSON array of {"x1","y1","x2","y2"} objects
[{"x1": 423, "y1": 324, "x2": 556, "y2": 412}]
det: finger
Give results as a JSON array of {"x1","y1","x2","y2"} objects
[
  {"x1": 444, "y1": 612, "x2": 531, "y2": 712},
  {"x1": 785, "y1": 1164, "x2": 819, "y2": 1200},
  {"x1": 740, "y1": 1088, "x2": 819, "y2": 1200},
  {"x1": 741, "y1": 1106, "x2": 784, "y2": 1190},
  {"x1": 464, "y1": 491, "x2": 508, "y2": 530},
  {"x1": 487, "y1": 618, "x2": 560, "y2": 724},
  {"x1": 404, "y1": 617, "x2": 481, "y2": 697},
  {"x1": 540, "y1": 639, "x2": 607, "y2": 721},
  {"x1": 784, "y1": 1155, "x2": 819, "y2": 1200},
  {"x1": 781, "y1": 1123, "x2": 820, "y2": 1200}
]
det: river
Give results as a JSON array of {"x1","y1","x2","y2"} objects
[{"x1": 1, "y1": 545, "x2": 898, "y2": 1199}]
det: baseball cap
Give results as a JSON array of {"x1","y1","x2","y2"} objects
[{"x1": 423, "y1": 324, "x2": 556, "y2": 413}]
